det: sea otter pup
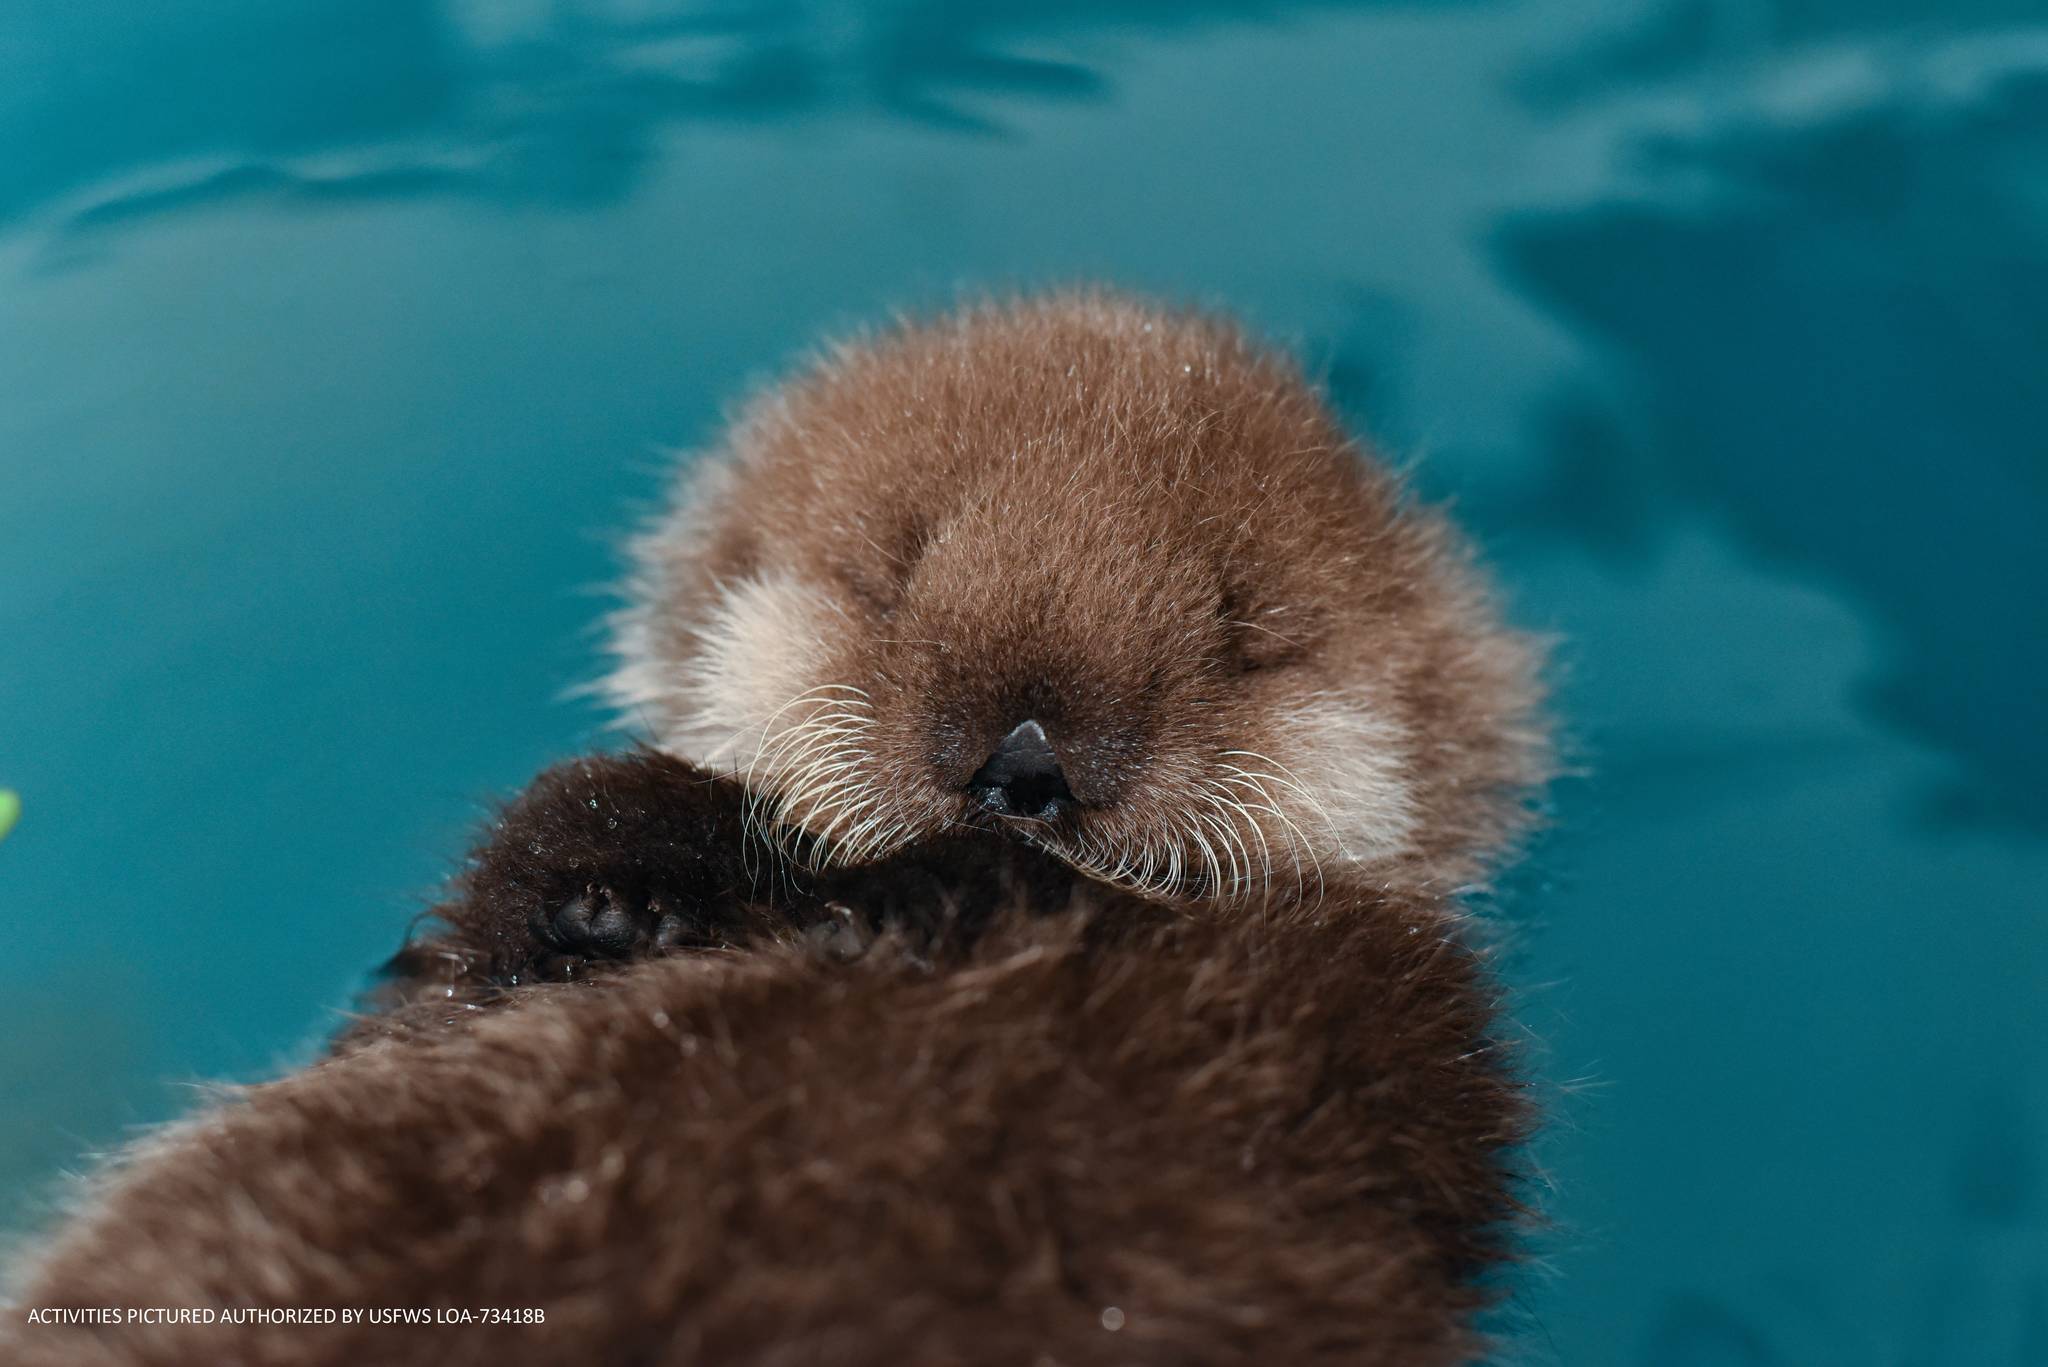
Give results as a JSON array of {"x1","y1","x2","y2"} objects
[{"x1": 1, "y1": 293, "x2": 1549, "y2": 1365}]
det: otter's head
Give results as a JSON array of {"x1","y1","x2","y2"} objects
[{"x1": 607, "y1": 294, "x2": 1547, "y2": 903}]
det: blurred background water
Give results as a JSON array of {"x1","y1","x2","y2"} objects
[{"x1": 2, "y1": 1, "x2": 2045, "y2": 1360}]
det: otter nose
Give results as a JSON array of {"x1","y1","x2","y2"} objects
[{"x1": 968, "y1": 720, "x2": 1075, "y2": 821}]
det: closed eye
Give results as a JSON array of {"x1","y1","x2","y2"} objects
[
  {"x1": 841, "y1": 520, "x2": 934, "y2": 617},
  {"x1": 1227, "y1": 616, "x2": 1310, "y2": 672}
]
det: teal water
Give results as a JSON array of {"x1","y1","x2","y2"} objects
[{"x1": 3, "y1": 3, "x2": 2045, "y2": 1360}]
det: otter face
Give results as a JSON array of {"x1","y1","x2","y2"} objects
[{"x1": 607, "y1": 295, "x2": 1545, "y2": 903}]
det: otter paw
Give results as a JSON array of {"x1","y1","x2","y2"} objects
[{"x1": 530, "y1": 887, "x2": 693, "y2": 966}]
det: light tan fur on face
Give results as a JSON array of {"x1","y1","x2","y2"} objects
[
  {"x1": 1265, "y1": 692, "x2": 1421, "y2": 871},
  {"x1": 662, "y1": 570, "x2": 847, "y2": 770},
  {"x1": 605, "y1": 291, "x2": 1548, "y2": 902}
]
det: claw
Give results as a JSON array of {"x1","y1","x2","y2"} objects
[{"x1": 652, "y1": 913, "x2": 688, "y2": 952}]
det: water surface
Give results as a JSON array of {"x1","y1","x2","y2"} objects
[{"x1": 3, "y1": 3, "x2": 2045, "y2": 1361}]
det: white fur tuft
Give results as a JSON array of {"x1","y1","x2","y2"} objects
[
  {"x1": 1268, "y1": 693, "x2": 1419, "y2": 872},
  {"x1": 623, "y1": 571, "x2": 842, "y2": 771}
]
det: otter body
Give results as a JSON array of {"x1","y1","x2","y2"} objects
[
  {"x1": 2, "y1": 294, "x2": 1549, "y2": 1364},
  {"x1": 5, "y1": 856, "x2": 1522, "y2": 1367}
]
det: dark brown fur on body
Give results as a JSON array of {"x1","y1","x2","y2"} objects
[
  {"x1": 358, "y1": 749, "x2": 1097, "y2": 1029},
  {"x1": 4, "y1": 873, "x2": 1525, "y2": 1367}
]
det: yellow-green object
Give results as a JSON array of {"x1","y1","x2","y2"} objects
[{"x1": 0, "y1": 790, "x2": 19, "y2": 843}]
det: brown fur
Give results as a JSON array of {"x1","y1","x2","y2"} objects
[
  {"x1": 1, "y1": 293, "x2": 1551, "y2": 1363},
  {"x1": 610, "y1": 290, "x2": 1547, "y2": 900},
  {"x1": 2, "y1": 863, "x2": 1525, "y2": 1366}
]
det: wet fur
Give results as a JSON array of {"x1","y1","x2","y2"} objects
[
  {"x1": 2, "y1": 294, "x2": 1550, "y2": 1363},
  {"x1": 3, "y1": 840, "x2": 1525, "y2": 1366}
]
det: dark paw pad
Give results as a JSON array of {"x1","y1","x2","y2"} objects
[{"x1": 531, "y1": 887, "x2": 691, "y2": 962}]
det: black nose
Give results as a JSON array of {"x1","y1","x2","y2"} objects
[{"x1": 968, "y1": 719, "x2": 1075, "y2": 820}]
